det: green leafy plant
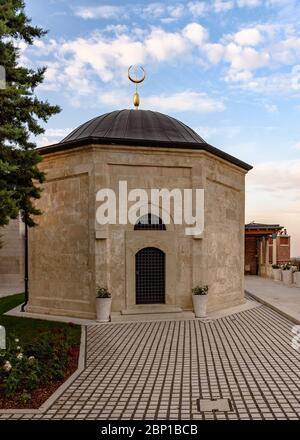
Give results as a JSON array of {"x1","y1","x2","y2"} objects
[
  {"x1": 96, "y1": 287, "x2": 111, "y2": 298},
  {"x1": 192, "y1": 285, "x2": 208, "y2": 296},
  {"x1": 0, "y1": 329, "x2": 76, "y2": 402},
  {"x1": 0, "y1": 337, "x2": 40, "y2": 399},
  {"x1": 272, "y1": 264, "x2": 280, "y2": 269},
  {"x1": 281, "y1": 263, "x2": 291, "y2": 271},
  {"x1": 26, "y1": 329, "x2": 71, "y2": 382},
  {"x1": 290, "y1": 259, "x2": 300, "y2": 272}
]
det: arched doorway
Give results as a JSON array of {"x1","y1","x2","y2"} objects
[{"x1": 135, "y1": 247, "x2": 165, "y2": 304}]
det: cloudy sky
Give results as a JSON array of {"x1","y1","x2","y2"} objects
[{"x1": 23, "y1": 0, "x2": 300, "y2": 255}]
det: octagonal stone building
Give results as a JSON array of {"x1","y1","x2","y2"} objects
[{"x1": 27, "y1": 109, "x2": 252, "y2": 320}]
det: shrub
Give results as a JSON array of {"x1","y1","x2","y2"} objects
[
  {"x1": 0, "y1": 337, "x2": 40, "y2": 399},
  {"x1": 272, "y1": 264, "x2": 280, "y2": 269},
  {"x1": 0, "y1": 329, "x2": 75, "y2": 401},
  {"x1": 290, "y1": 258, "x2": 300, "y2": 271},
  {"x1": 192, "y1": 285, "x2": 208, "y2": 295},
  {"x1": 26, "y1": 329, "x2": 71, "y2": 382},
  {"x1": 96, "y1": 286, "x2": 111, "y2": 298}
]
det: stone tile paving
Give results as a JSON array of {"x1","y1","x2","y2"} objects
[{"x1": 2, "y1": 303, "x2": 300, "y2": 420}]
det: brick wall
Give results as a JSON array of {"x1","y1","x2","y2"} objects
[
  {"x1": 245, "y1": 232, "x2": 291, "y2": 277},
  {"x1": 245, "y1": 236, "x2": 258, "y2": 275},
  {"x1": 277, "y1": 235, "x2": 291, "y2": 263}
]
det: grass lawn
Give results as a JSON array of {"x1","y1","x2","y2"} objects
[{"x1": 0, "y1": 293, "x2": 81, "y2": 346}]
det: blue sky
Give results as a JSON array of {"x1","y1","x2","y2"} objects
[{"x1": 23, "y1": 0, "x2": 300, "y2": 255}]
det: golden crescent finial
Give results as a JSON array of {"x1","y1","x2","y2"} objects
[
  {"x1": 128, "y1": 65, "x2": 146, "y2": 110},
  {"x1": 128, "y1": 65, "x2": 146, "y2": 84}
]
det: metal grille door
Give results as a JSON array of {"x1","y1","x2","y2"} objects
[{"x1": 136, "y1": 247, "x2": 165, "y2": 304}]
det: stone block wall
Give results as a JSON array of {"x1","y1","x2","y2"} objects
[
  {"x1": 0, "y1": 217, "x2": 24, "y2": 292},
  {"x1": 27, "y1": 144, "x2": 247, "y2": 318}
]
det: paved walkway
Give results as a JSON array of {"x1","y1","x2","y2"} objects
[
  {"x1": 0, "y1": 286, "x2": 24, "y2": 298},
  {"x1": 2, "y1": 301, "x2": 300, "y2": 420},
  {"x1": 245, "y1": 275, "x2": 300, "y2": 324}
]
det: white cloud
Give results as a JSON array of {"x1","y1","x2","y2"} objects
[
  {"x1": 272, "y1": 36, "x2": 300, "y2": 64},
  {"x1": 36, "y1": 128, "x2": 73, "y2": 147},
  {"x1": 104, "y1": 24, "x2": 129, "y2": 35},
  {"x1": 239, "y1": 65, "x2": 300, "y2": 94},
  {"x1": 32, "y1": 27, "x2": 198, "y2": 94},
  {"x1": 183, "y1": 23, "x2": 208, "y2": 46},
  {"x1": 73, "y1": 0, "x2": 265, "y2": 22},
  {"x1": 141, "y1": 3, "x2": 165, "y2": 18},
  {"x1": 74, "y1": 5, "x2": 124, "y2": 20},
  {"x1": 204, "y1": 43, "x2": 225, "y2": 64},
  {"x1": 44, "y1": 128, "x2": 73, "y2": 138},
  {"x1": 291, "y1": 65, "x2": 300, "y2": 89},
  {"x1": 266, "y1": 0, "x2": 296, "y2": 6},
  {"x1": 145, "y1": 28, "x2": 188, "y2": 61},
  {"x1": 195, "y1": 125, "x2": 241, "y2": 140},
  {"x1": 25, "y1": 17, "x2": 299, "y2": 99},
  {"x1": 237, "y1": 0, "x2": 262, "y2": 7},
  {"x1": 264, "y1": 103, "x2": 278, "y2": 112},
  {"x1": 33, "y1": 39, "x2": 58, "y2": 54},
  {"x1": 246, "y1": 159, "x2": 300, "y2": 256},
  {"x1": 224, "y1": 43, "x2": 270, "y2": 71},
  {"x1": 247, "y1": 160, "x2": 300, "y2": 192},
  {"x1": 225, "y1": 69, "x2": 253, "y2": 82},
  {"x1": 168, "y1": 4, "x2": 185, "y2": 19},
  {"x1": 187, "y1": 1, "x2": 208, "y2": 16},
  {"x1": 134, "y1": 3, "x2": 185, "y2": 23},
  {"x1": 144, "y1": 91, "x2": 225, "y2": 112},
  {"x1": 291, "y1": 142, "x2": 300, "y2": 150},
  {"x1": 58, "y1": 34, "x2": 147, "y2": 86},
  {"x1": 233, "y1": 28, "x2": 262, "y2": 46},
  {"x1": 213, "y1": 0, "x2": 234, "y2": 13},
  {"x1": 99, "y1": 90, "x2": 225, "y2": 113}
]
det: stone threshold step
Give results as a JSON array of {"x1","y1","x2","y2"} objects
[
  {"x1": 111, "y1": 311, "x2": 195, "y2": 322},
  {"x1": 121, "y1": 305, "x2": 183, "y2": 315}
]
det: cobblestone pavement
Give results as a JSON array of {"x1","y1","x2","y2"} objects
[{"x1": 2, "y1": 302, "x2": 300, "y2": 420}]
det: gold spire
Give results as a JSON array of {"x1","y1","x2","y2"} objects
[{"x1": 128, "y1": 65, "x2": 145, "y2": 110}]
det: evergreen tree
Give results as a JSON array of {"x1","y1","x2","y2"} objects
[{"x1": 0, "y1": 0, "x2": 60, "y2": 232}]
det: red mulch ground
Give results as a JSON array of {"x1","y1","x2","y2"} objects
[{"x1": 0, "y1": 346, "x2": 79, "y2": 409}]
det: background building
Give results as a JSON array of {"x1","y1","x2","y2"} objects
[
  {"x1": 0, "y1": 216, "x2": 24, "y2": 295},
  {"x1": 245, "y1": 222, "x2": 291, "y2": 277}
]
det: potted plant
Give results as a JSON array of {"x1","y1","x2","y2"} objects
[
  {"x1": 272, "y1": 264, "x2": 281, "y2": 281},
  {"x1": 96, "y1": 286, "x2": 112, "y2": 322},
  {"x1": 281, "y1": 263, "x2": 293, "y2": 286},
  {"x1": 192, "y1": 284, "x2": 208, "y2": 318}
]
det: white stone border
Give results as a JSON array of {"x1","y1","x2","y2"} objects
[
  {"x1": 0, "y1": 325, "x2": 86, "y2": 415},
  {"x1": 5, "y1": 305, "x2": 96, "y2": 325}
]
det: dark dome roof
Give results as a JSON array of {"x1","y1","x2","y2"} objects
[
  {"x1": 40, "y1": 109, "x2": 252, "y2": 171},
  {"x1": 61, "y1": 109, "x2": 206, "y2": 145}
]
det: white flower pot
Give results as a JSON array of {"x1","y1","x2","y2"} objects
[
  {"x1": 282, "y1": 270, "x2": 293, "y2": 286},
  {"x1": 192, "y1": 295, "x2": 208, "y2": 318},
  {"x1": 96, "y1": 298, "x2": 112, "y2": 322},
  {"x1": 272, "y1": 268, "x2": 281, "y2": 281},
  {"x1": 294, "y1": 272, "x2": 300, "y2": 287}
]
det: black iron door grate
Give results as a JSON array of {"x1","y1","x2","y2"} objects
[{"x1": 136, "y1": 247, "x2": 165, "y2": 304}]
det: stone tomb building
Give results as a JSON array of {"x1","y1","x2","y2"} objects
[{"x1": 27, "y1": 110, "x2": 252, "y2": 319}]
